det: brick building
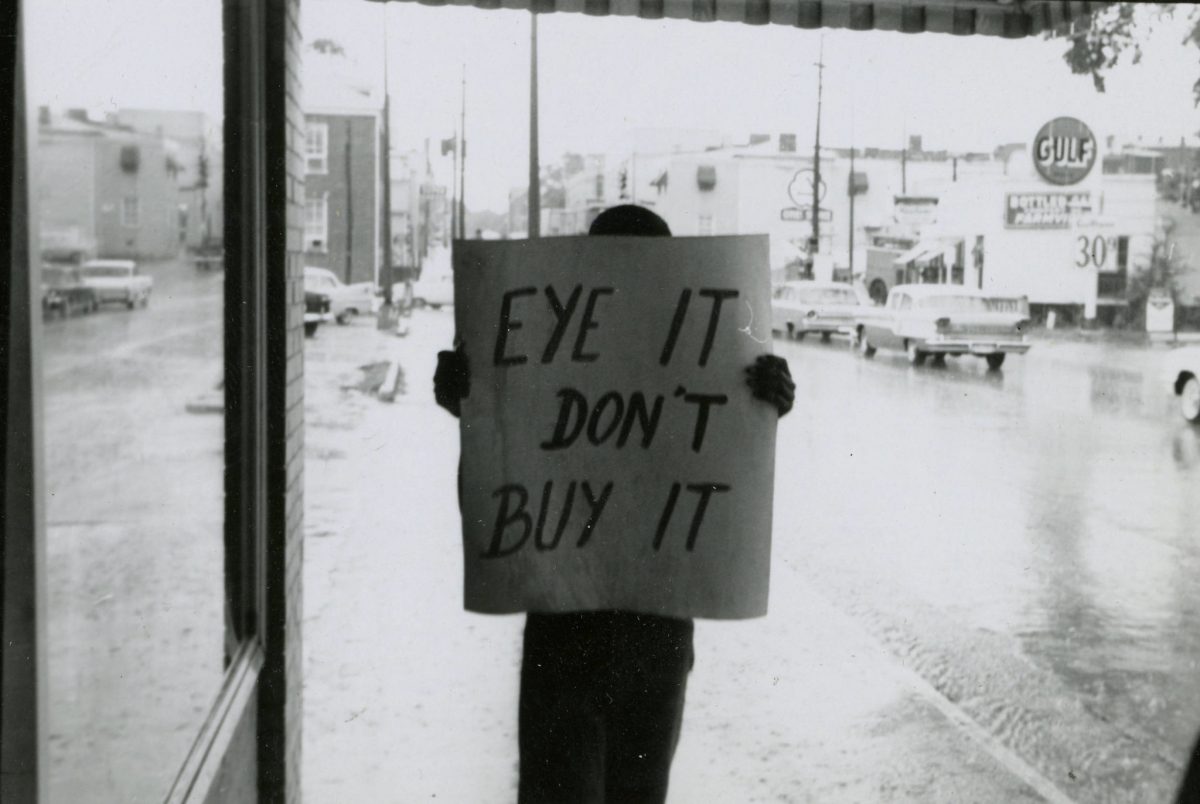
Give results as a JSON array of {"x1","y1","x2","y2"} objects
[
  {"x1": 302, "y1": 73, "x2": 383, "y2": 286},
  {"x1": 36, "y1": 108, "x2": 180, "y2": 260}
]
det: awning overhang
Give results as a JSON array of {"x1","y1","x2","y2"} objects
[{"x1": 367, "y1": 0, "x2": 1110, "y2": 39}]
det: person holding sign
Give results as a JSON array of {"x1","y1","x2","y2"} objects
[{"x1": 434, "y1": 204, "x2": 793, "y2": 803}]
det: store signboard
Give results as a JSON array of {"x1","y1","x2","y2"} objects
[
  {"x1": 780, "y1": 207, "x2": 832, "y2": 223},
  {"x1": 1005, "y1": 192, "x2": 1093, "y2": 229},
  {"x1": 1033, "y1": 117, "x2": 1097, "y2": 186}
]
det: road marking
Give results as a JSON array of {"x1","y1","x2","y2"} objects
[{"x1": 803, "y1": 584, "x2": 1079, "y2": 804}]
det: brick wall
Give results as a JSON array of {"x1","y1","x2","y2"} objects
[
  {"x1": 257, "y1": 0, "x2": 305, "y2": 800},
  {"x1": 304, "y1": 113, "x2": 379, "y2": 286},
  {"x1": 283, "y1": 0, "x2": 305, "y2": 799}
]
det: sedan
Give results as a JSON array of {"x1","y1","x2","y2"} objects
[
  {"x1": 855, "y1": 284, "x2": 1031, "y2": 370},
  {"x1": 304, "y1": 266, "x2": 379, "y2": 324},
  {"x1": 42, "y1": 264, "x2": 98, "y2": 319},
  {"x1": 771, "y1": 280, "x2": 866, "y2": 342}
]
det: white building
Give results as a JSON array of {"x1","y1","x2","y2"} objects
[{"x1": 646, "y1": 128, "x2": 1157, "y2": 316}]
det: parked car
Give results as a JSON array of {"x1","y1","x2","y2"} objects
[
  {"x1": 854, "y1": 284, "x2": 1031, "y2": 370},
  {"x1": 79, "y1": 259, "x2": 152, "y2": 309},
  {"x1": 1165, "y1": 346, "x2": 1200, "y2": 423},
  {"x1": 305, "y1": 289, "x2": 332, "y2": 338},
  {"x1": 409, "y1": 271, "x2": 454, "y2": 310},
  {"x1": 303, "y1": 266, "x2": 379, "y2": 324},
  {"x1": 771, "y1": 280, "x2": 866, "y2": 341},
  {"x1": 41, "y1": 264, "x2": 98, "y2": 319}
]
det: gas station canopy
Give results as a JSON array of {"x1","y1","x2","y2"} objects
[{"x1": 371, "y1": 0, "x2": 1109, "y2": 39}]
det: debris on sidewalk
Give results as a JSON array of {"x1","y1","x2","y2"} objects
[
  {"x1": 184, "y1": 376, "x2": 223, "y2": 414},
  {"x1": 340, "y1": 360, "x2": 406, "y2": 402}
]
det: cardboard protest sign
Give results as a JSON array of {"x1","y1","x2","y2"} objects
[{"x1": 453, "y1": 235, "x2": 776, "y2": 620}]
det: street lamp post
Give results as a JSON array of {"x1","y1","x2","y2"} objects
[
  {"x1": 529, "y1": 11, "x2": 540, "y2": 239},
  {"x1": 809, "y1": 37, "x2": 824, "y2": 280}
]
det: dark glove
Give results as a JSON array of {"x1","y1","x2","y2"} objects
[
  {"x1": 434, "y1": 346, "x2": 470, "y2": 418},
  {"x1": 745, "y1": 354, "x2": 794, "y2": 418}
]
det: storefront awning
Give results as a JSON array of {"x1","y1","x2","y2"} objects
[
  {"x1": 893, "y1": 242, "x2": 936, "y2": 265},
  {"x1": 368, "y1": 0, "x2": 1109, "y2": 39}
]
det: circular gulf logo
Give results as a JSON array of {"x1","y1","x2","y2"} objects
[{"x1": 1033, "y1": 117, "x2": 1097, "y2": 186}]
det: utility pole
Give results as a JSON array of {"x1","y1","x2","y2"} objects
[
  {"x1": 344, "y1": 118, "x2": 354, "y2": 284},
  {"x1": 450, "y1": 126, "x2": 459, "y2": 245},
  {"x1": 456, "y1": 66, "x2": 465, "y2": 240},
  {"x1": 848, "y1": 143, "x2": 855, "y2": 281},
  {"x1": 809, "y1": 36, "x2": 824, "y2": 280},
  {"x1": 901, "y1": 124, "x2": 908, "y2": 195},
  {"x1": 380, "y1": 10, "x2": 393, "y2": 304},
  {"x1": 459, "y1": 65, "x2": 467, "y2": 239},
  {"x1": 528, "y1": 11, "x2": 541, "y2": 239}
]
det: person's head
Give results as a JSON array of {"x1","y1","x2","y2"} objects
[{"x1": 588, "y1": 205, "x2": 671, "y2": 238}]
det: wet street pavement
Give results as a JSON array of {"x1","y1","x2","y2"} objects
[
  {"x1": 303, "y1": 309, "x2": 1200, "y2": 803},
  {"x1": 770, "y1": 333, "x2": 1200, "y2": 802},
  {"x1": 41, "y1": 256, "x2": 225, "y2": 803}
]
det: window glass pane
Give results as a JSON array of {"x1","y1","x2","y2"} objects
[{"x1": 26, "y1": 0, "x2": 226, "y2": 800}]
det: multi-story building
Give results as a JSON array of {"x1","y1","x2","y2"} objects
[
  {"x1": 389, "y1": 148, "x2": 449, "y2": 273},
  {"x1": 302, "y1": 72, "x2": 383, "y2": 286},
  {"x1": 115, "y1": 108, "x2": 223, "y2": 249},
  {"x1": 36, "y1": 108, "x2": 181, "y2": 260}
]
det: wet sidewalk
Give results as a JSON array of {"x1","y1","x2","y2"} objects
[{"x1": 300, "y1": 311, "x2": 1058, "y2": 803}]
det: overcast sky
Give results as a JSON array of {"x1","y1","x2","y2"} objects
[{"x1": 24, "y1": 0, "x2": 1200, "y2": 211}]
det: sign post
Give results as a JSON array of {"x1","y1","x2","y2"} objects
[{"x1": 453, "y1": 236, "x2": 777, "y2": 620}]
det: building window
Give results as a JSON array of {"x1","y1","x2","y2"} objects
[
  {"x1": 698, "y1": 214, "x2": 713, "y2": 236},
  {"x1": 121, "y1": 196, "x2": 140, "y2": 227},
  {"x1": 306, "y1": 122, "x2": 328, "y2": 175},
  {"x1": 305, "y1": 193, "x2": 328, "y2": 252}
]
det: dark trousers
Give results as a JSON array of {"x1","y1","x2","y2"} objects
[{"x1": 517, "y1": 611, "x2": 695, "y2": 804}]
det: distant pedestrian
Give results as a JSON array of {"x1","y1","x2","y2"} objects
[{"x1": 434, "y1": 204, "x2": 794, "y2": 803}]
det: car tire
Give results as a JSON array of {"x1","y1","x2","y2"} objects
[
  {"x1": 304, "y1": 321, "x2": 319, "y2": 338},
  {"x1": 413, "y1": 299, "x2": 427, "y2": 309},
  {"x1": 1181, "y1": 376, "x2": 1200, "y2": 423},
  {"x1": 336, "y1": 312, "x2": 350, "y2": 325},
  {"x1": 127, "y1": 298, "x2": 136, "y2": 309},
  {"x1": 985, "y1": 353, "x2": 1006, "y2": 371},
  {"x1": 821, "y1": 332, "x2": 832, "y2": 343},
  {"x1": 785, "y1": 323, "x2": 795, "y2": 340},
  {"x1": 931, "y1": 353, "x2": 947, "y2": 367},
  {"x1": 906, "y1": 341, "x2": 926, "y2": 366},
  {"x1": 430, "y1": 303, "x2": 443, "y2": 311},
  {"x1": 859, "y1": 333, "x2": 876, "y2": 358}
]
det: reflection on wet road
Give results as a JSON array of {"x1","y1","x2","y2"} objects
[{"x1": 773, "y1": 334, "x2": 1200, "y2": 801}]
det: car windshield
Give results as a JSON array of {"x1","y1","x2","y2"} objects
[
  {"x1": 915, "y1": 295, "x2": 992, "y2": 312},
  {"x1": 796, "y1": 288, "x2": 859, "y2": 305},
  {"x1": 306, "y1": 272, "x2": 338, "y2": 287},
  {"x1": 82, "y1": 266, "x2": 131, "y2": 278}
]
